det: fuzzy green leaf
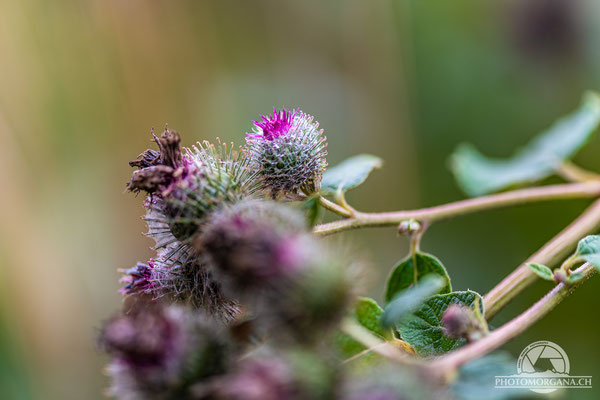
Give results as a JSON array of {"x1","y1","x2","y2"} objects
[
  {"x1": 451, "y1": 353, "x2": 529, "y2": 400},
  {"x1": 398, "y1": 290, "x2": 484, "y2": 356},
  {"x1": 451, "y1": 92, "x2": 600, "y2": 196},
  {"x1": 527, "y1": 263, "x2": 555, "y2": 281},
  {"x1": 335, "y1": 297, "x2": 385, "y2": 358},
  {"x1": 576, "y1": 234, "x2": 600, "y2": 271},
  {"x1": 321, "y1": 154, "x2": 383, "y2": 195},
  {"x1": 385, "y1": 252, "x2": 451, "y2": 303},
  {"x1": 382, "y1": 275, "x2": 446, "y2": 328}
]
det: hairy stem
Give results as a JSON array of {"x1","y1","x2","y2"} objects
[
  {"x1": 429, "y1": 263, "x2": 597, "y2": 380},
  {"x1": 318, "y1": 195, "x2": 353, "y2": 218},
  {"x1": 484, "y1": 198, "x2": 600, "y2": 319},
  {"x1": 314, "y1": 181, "x2": 600, "y2": 236}
]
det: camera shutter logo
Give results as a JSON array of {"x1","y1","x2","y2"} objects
[{"x1": 495, "y1": 340, "x2": 592, "y2": 393}]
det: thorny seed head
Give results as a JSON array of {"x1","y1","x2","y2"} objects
[
  {"x1": 162, "y1": 140, "x2": 259, "y2": 242},
  {"x1": 120, "y1": 196, "x2": 239, "y2": 321},
  {"x1": 128, "y1": 128, "x2": 258, "y2": 241},
  {"x1": 246, "y1": 107, "x2": 327, "y2": 199}
]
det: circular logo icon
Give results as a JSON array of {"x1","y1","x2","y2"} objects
[{"x1": 517, "y1": 341, "x2": 570, "y2": 393}]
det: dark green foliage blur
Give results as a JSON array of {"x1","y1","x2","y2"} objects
[{"x1": 0, "y1": 0, "x2": 599, "y2": 399}]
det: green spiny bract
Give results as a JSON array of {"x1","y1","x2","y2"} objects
[
  {"x1": 246, "y1": 108, "x2": 327, "y2": 199},
  {"x1": 163, "y1": 140, "x2": 259, "y2": 242}
]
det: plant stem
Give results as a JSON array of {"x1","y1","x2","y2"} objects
[
  {"x1": 314, "y1": 181, "x2": 600, "y2": 235},
  {"x1": 483, "y1": 198, "x2": 600, "y2": 319},
  {"x1": 318, "y1": 195, "x2": 353, "y2": 218},
  {"x1": 340, "y1": 318, "x2": 420, "y2": 365},
  {"x1": 429, "y1": 263, "x2": 597, "y2": 381},
  {"x1": 556, "y1": 161, "x2": 600, "y2": 183}
]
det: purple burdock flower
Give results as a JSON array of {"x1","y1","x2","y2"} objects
[
  {"x1": 198, "y1": 199, "x2": 311, "y2": 298},
  {"x1": 119, "y1": 261, "x2": 156, "y2": 295},
  {"x1": 122, "y1": 133, "x2": 259, "y2": 320},
  {"x1": 249, "y1": 107, "x2": 296, "y2": 141},
  {"x1": 246, "y1": 107, "x2": 327, "y2": 199},
  {"x1": 345, "y1": 391, "x2": 405, "y2": 400},
  {"x1": 341, "y1": 365, "x2": 451, "y2": 400},
  {"x1": 100, "y1": 302, "x2": 178, "y2": 370},
  {"x1": 207, "y1": 351, "x2": 337, "y2": 400},
  {"x1": 211, "y1": 356, "x2": 295, "y2": 400},
  {"x1": 100, "y1": 303, "x2": 232, "y2": 400},
  {"x1": 200, "y1": 199, "x2": 358, "y2": 342},
  {"x1": 118, "y1": 196, "x2": 239, "y2": 321},
  {"x1": 128, "y1": 129, "x2": 257, "y2": 242}
]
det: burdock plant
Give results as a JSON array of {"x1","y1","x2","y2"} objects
[
  {"x1": 246, "y1": 107, "x2": 328, "y2": 199},
  {"x1": 103, "y1": 93, "x2": 600, "y2": 399}
]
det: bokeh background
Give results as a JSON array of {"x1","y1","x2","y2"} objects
[{"x1": 1, "y1": 0, "x2": 600, "y2": 399}]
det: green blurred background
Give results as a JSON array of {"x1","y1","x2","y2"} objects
[{"x1": 1, "y1": 0, "x2": 599, "y2": 399}]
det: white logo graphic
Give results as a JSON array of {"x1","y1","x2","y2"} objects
[{"x1": 495, "y1": 341, "x2": 592, "y2": 393}]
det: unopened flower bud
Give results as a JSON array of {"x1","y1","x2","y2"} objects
[
  {"x1": 441, "y1": 304, "x2": 474, "y2": 339},
  {"x1": 397, "y1": 219, "x2": 422, "y2": 235},
  {"x1": 246, "y1": 107, "x2": 327, "y2": 199},
  {"x1": 441, "y1": 304, "x2": 487, "y2": 342},
  {"x1": 553, "y1": 269, "x2": 567, "y2": 284},
  {"x1": 199, "y1": 199, "x2": 310, "y2": 296}
]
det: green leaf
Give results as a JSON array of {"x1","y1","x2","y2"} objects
[
  {"x1": 398, "y1": 290, "x2": 484, "y2": 356},
  {"x1": 451, "y1": 352, "x2": 529, "y2": 400},
  {"x1": 385, "y1": 252, "x2": 451, "y2": 303},
  {"x1": 527, "y1": 263, "x2": 555, "y2": 281},
  {"x1": 576, "y1": 234, "x2": 600, "y2": 271},
  {"x1": 301, "y1": 194, "x2": 321, "y2": 227},
  {"x1": 354, "y1": 297, "x2": 386, "y2": 337},
  {"x1": 335, "y1": 297, "x2": 385, "y2": 357},
  {"x1": 321, "y1": 154, "x2": 383, "y2": 195},
  {"x1": 451, "y1": 92, "x2": 600, "y2": 196},
  {"x1": 567, "y1": 272, "x2": 585, "y2": 285},
  {"x1": 382, "y1": 275, "x2": 446, "y2": 328}
]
